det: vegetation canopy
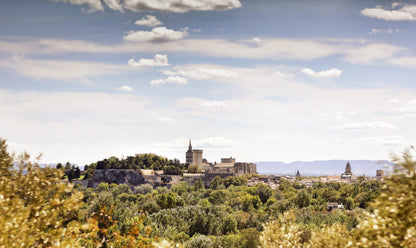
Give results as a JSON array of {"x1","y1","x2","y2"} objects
[{"x1": 0, "y1": 137, "x2": 415, "y2": 247}]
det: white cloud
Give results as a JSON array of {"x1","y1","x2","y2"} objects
[
  {"x1": 253, "y1": 37, "x2": 261, "y2": 43},
  {"x1": 150, "y1": 76, "x2": 188, "y2": 86},
  {"x1": 201, "y1": 100, "x2": 227, "y2": 107},
  {"x1": 177, "y1": 97, "x2": 227, "y2": 109},
  {"x1": 301, "y1": 67, "x2": 342, "y2": 79},
  {"x1": 0, "y1": 89, "x2": 156, "y2": 164},
  {"x1": 3, "y1": 64, "x2": 416, "y2": 164},
  {"x1": 388, "y1": 56, "x2": 416, "y2": 68},
  {"x1": 2, "y1": 37, "x2": 412, "y2": 68},
  {"x1": 119, "y1": 86, "x2": 133, "y2": 92},
  {"x1": 124, "y1": 27, "x2": 188, "y2": 42},
  {"x1": 388, "y1": 99, "x2": 400, "y2": 104},
  {"x1": 135, "y1": 15, "x2": 163, "y2": 27},
  {"x1": 149, "y1": 79, "x2": 165, "y2": 86},
  {"x1": 123, "y1": 0, "x2": 242, "y2": 13},
  {"x1": 154, "y1": 137, "x2": 239, "y2": 152},
  {"x1": 166, "y1": 76, "x2": 188, "y2": 84},
  {"x1": 103, "y1": 0, "x2": 123, "y2": 12},
  {"x1": 51, "y1": 0, "x2": 241, "y2": 13},
  {"x1": 0, "y1": 56, "x2": 128, "y2": 81},
  {"x1": 344, "y1": 43, "x2": 406, "y2": 64},
  {"x1": 369, "y1": 28, "x2": 400, "y2": 35},
  {"x1": 163, "y1": 65, "x2": 238, "y2": 80},
  {"x1": 195, "y1": 137, "x2": 239, "y2": 148},
  {"x1": 1, "y1": 37, "x2": 341, "y2": 61},
  {"x1": 273, "y1": 70, "x2": 292, "y2": 78},
  {"x1": 361, "y1": 4, "x2": 416, "y2": 21},
  {"x1": 397, "y1": 100, "x2": 416, "y2": 115},
  {"x1": 350, "y1": 135, "x2": 407, "y2": 146},
  {"x1": 128, "y1": 54, "x2": 169, "y2": 67},
  {"x1": 336, "y1": 121, "x2": 398, "y2": 130},
  {"x1": 157, "y1": 117, "x2": 175, "y2": 122},
  {"x1": 51, "y1": 0, "x2": 104, "y2": 13}
]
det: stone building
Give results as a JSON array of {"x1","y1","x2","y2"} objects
[
  {"x1": 184, "y1": 141, "x2": 257, "y2": 181},
  {"x1": 234, "y1": 162, "x2": 257, "y2": 176},
  {"x1": 341, "y1": 161, "x2": 353, "y2": 180},
  {"x1": 185, "y1": 140, "x2": 203, "y2": 167}
]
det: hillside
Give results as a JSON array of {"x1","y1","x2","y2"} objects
[{"x1": 256, "y1": 160, "x2": 393, "y2": 177}]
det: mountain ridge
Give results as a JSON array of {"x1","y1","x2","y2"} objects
[{"x1": 256, "y1": 159, "x2": 393, "y2": 177}]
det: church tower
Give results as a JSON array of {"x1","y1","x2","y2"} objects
[
  {"x1": 186, "y1": 139, "x2": 193, "y2": 164},
  {"x1": 345, "y1": 161, "x2": 352, "y2": 174},
  {"x1": 341, "y1": 161, "x2": 353, "y2": 180}
]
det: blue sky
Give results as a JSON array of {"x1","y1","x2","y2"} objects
[{"x1": 1, "y1": 0, "x2": 416, "y2": 166}]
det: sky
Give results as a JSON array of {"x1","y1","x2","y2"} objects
[{"x1": 1, "y1": 0, "x2": 416, "y2": 166}]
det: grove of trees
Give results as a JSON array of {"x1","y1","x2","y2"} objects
[{"x1": 0, "y1": 138, "x2": 415, "y2": 247}]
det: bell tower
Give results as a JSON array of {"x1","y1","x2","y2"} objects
[{"x1": 186, "y1": 139, "x2": 193, "y2": 164}]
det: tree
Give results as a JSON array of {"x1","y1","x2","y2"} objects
[
  {"x1": 255, "y1": 183, "x2": 272, "y2": 204},
  {"x1": 353, "y1": 150, "x2": 416, "y2": 247},
  {"x1": 192, "y1": 178, "x2": 205, "y2": 192},
  {"x1": 209, "y1": 175, "x2": 223, "y2": 190},
  {"x1": 187, "y1": 164, "x2": 200, "y2": 173},
  {"x1": 0, "y1": 139, "x2": 86, "y2": 247},
  {"x1": 220, "y1": 215, "x2": 237, "y2": 235},
  {"x1": 295, "y1": 189, "x2": 311, "y2": 208}
]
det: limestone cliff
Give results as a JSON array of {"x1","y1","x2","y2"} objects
[{"x1": 87, "y1": 169, "x2": 145, "y2": 188}]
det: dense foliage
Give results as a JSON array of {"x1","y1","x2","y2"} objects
[
  {"x1": 84, "y1": 154, "x2": 184, "y2": 179},
  {"x1": 1, "y1": 138, "x2": 415, "y2": 247},
  {"x1": 259, "y1": 150, "x2": 416, "y2": 247}
]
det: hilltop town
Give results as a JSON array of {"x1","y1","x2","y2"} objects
[{"x1": 74, "y1": 140, "x2": 385, "y2": 190}]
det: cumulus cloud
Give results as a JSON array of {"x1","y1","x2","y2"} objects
[
  {"x1": 336, "y1": 121, "x2": 398, "y2": 130},
  {"x1": 119, "y1": 85, "x2": 133, "y2": 92},
  {"x1": 163, "y1": 66, "x2": 238, "y2": 80},
  {"x1": 128, "y1": 54, "x2": 169, "y2": 67},
  {"x1": 150, "y1": 76, "x2": 188, "y2": 86},
  {"x1": 361, "y1": 4, "x2": 416, "y2": 21},
  {"x1": 301, "y1": 67, "x2": 342, "y2": 79},
  {"x1": 124, "y1": 27, "x2": 188, "y2": 42},
  {"x1": 135, "y1": 15, "x2": 163, "y2": 27}
]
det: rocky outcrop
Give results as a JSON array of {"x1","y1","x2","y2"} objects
[{"x1": 87, "y1": 169, "x2": 145, "y2": 188}]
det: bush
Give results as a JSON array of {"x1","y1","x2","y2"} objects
[
  {"x1": 134, "y1": 184, "x2": 154, "y2": 195},
  {"x1": 185, "y1": 235, "x2": 213, "y2": 248}
]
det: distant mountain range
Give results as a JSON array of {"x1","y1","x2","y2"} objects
[{"x1": 256, "y1": 160, "x2": 393, "y2": 177}]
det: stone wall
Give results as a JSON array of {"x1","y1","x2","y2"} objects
[{"x1": 234, "y1": 163, "x2": 257, "y2": 176}]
